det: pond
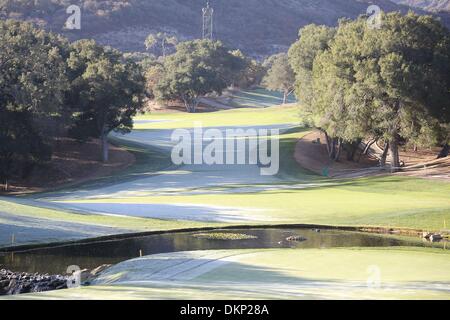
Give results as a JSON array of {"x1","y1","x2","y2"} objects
[{"x1": 0, "y1": 227, "x2": 446, "y2": 275}]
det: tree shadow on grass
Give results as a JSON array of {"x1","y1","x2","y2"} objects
[{"x1": 16, "y1": 258, "x2": 450, "y2": 299}]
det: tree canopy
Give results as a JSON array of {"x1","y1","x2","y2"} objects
[
  {"x1": 289, "y1": 13, "x2": 450, "y2": 168},
  {"x1": 0, "y1": 20, "x2": 146, "y2": 189},
  {"x1": 145, "y1": 32, "x2": 178, "y2": 58},
  {"x1": 67, "y1": 39, "x2": 145, "y2": 162},
  {"x1": 154, "y1": 39, "x2": 245, "y2": 113},
  {"x1": 0, "y1": 19, "x2": 68, "y2": 189},
  {"x1": 262, "y1": 53, "x2": 295, "y2": 104}
]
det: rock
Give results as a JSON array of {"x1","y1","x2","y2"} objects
[
  {"x1": 90, "y1": 264, "x2": 111, "y2": 277},
  {"x1": 80, "y1": 264, "x2": 112, "y2": 285},
  {"x1": 0, "y1": 269, "x2": 69, "y2": 296},
  {"x1": 430, "y1": 234, "x2": 443, "y2": 242},
  {"x1": 422, "y1": 232, "x2": 432, "y2": 239}
]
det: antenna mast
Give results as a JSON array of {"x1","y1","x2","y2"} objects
[{"x1": 202, "y1": 0, "x2": 214, "y2": 40}]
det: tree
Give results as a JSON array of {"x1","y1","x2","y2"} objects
[
  {"x1": 288, "y1": 24, "x2": 339, "y2": 158},
  {"x1": 0, "y1": 19, "x2": 69, "y2": 122},
  {"x1": 262, "y1": 53, "x2": 295, "y2": 104},
  {"x1": 288, "y1": 24, "x2": 336, "y2": 108},
  {"x1": 230, "y1": 49, "x2": 265, "y2": 89},
  {"x1": 0, "y1": 108, "x2": 51, "y2": 191},
  {"x1": 67, "y1": 40, "x2": 145, "y2": 162},
  {"x1": 302, "y1": 12, "x2": 450, "y2": 168},
  {"x1": 144, "y1": 62, "x2": 165, "y2": 99},
  {"x1": 145, "y1": 32, "x2": 178, "y2": 58},
  {"x1": 0, "y1": 20, "x2": 69, "y2": 189},
  {"x1": 155, "y1": 40, "x2": 245, "y2": 113}
]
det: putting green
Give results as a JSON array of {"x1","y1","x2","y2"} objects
[{"x1": 11, "y1": 247, "x2": 450, "y2": 300}]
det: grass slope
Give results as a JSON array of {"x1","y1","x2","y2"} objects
[
  {"x1": 66, "y1": 175, "x2": 450, "y2": 231},
  {"x1": 1, "y1": 89, "x2": 449, "y2": 249},
  {"x1": 60, "y1": 100, "x2": 450, "y2": 232},
  {"x1": 11, "y1": 247, "x2": 450, "y2": 300},
  {"x1": 134, "y1": 104, "x2": 301, "y2": 129},
  {"x1": 227, "y1": 88, "x2": 297, "y2": 108},
  {"x1": 0, "y1": 198, "x2": 214, "y2": 234}
]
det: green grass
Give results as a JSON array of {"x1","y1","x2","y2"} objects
[
  {"x1": 65, "y1": 175, "x2": 450, "y2": 232},
  {"x1": 134, "y1": 104, "x2": 300, "y2": 130},
  {"x1": 276, "y1": 127, "x2": 317, "y2": 180},
  {"x1": 226, "y1": 87, "x2": 297, "y2": 108},
  {"x1": 0, "y1": 198, "x2": 220, "y2": 234},
  {"x1": 53, "y1": 97, "x2": 450, "y2": 233},
  {"x1": 3, "y1": 88, "x2": 450, "y2": 244},
  {"x1": 11, "y1": 247, "x2": 450, "y2": 300},
  {"x1": 28, "y1": 136, "x2": 174, "y2": 198}
]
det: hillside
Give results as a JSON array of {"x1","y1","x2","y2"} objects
[
  {"x1": 1, "y1": 0, "x2": 449, "y2": 56},
  {"x1": 391, "y1": 0, "x2": 450, "y2": 12}
]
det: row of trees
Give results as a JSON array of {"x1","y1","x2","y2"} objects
[
  {"x1": 141, "y1": 31, "x2": 298, "y2": 113},
  {"x1": 142, "y1": 38, "x2": 268, "y2": 113},
  {"x1": 287, "y1": 12, "x2": 450, "y2": 168},
  {"x1": 0, "y1": 20, "x2": 267, "y2": 189},
  {"x1": 0, "y1": 19, "x2": 145, "y2": 189}
]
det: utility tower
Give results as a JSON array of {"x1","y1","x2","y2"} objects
[{"x1": 202, "y1": 0, "x2": 214, "y2": 40}]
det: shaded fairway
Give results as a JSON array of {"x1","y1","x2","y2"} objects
[{"x1": 0, "y1": 90, "x2": 449, "y2": 246}]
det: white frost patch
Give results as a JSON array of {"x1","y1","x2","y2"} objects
[
  {"x1": 93, "y1": 250, "x2": 251, "y2": 284},
  {"x1": 58, "y1": 202, "x2": 274, "y2": 223}
]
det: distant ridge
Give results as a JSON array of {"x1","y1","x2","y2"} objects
[
  {"x1": 1, "y1": 0, "x2": 449, "y2": 56},
  {"x1": 391, "y1": 0, "x2": 450, "y2": 12}
]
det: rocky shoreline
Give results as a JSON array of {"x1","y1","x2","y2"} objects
[{"x1": 0, "y1": 269, "x2": 68, "y2": 295}]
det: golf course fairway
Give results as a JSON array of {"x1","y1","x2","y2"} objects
[{"x1": 1, "y1": 90, "x2": 449, "y2": 300}]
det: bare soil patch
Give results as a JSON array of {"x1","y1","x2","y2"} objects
[
  {"x1": 295, "y1": 130, "x2": 449, "y2": 180},
  {"x1": 295, "y1": 131, "x2": 379, "y2": 178},
  {"x1": 1, "y1": 138, "x2": 135, "y2": 195}
]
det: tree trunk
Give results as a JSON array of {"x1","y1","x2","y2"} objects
[
  {"x1": 329, "y1": 138, "x2": 338, "y2": 160},
  {"x1": 183, "y1": 98, "x2": 198, "y2": 113},
  {"x1": 283, "y1": 91, "x2": 287, "y2": 104},
  {"x1": 323, "y1": 131, "x2": 332, "y2": 156},
  {"x1": 101, "y1": 131, "x2": 109, "y2": 163},
  {"x1": 437, "y1": 144, "x2": 449, "y2": 159},
  {"x1": 363, "y1": 139, "x2": 377, "y2": 155},
  {"x1": 4, "y1": 178, "x2": 8, "y2": 192},
  {"x1": 357, "y1": 139, "x2": 377, "y2": 162},
  {"x1": 389, "y1": 137, "x2": 401, "y2": 171},
  {"x1": 334, "y1": 139, "x2": 343, "y2": 161},
  {"x1": 380, "y1": 142, "x2": 389, "y2": 167}
]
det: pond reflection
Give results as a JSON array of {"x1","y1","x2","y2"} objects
[{"x1": 0, "y1": 228, "x2": 445, "y2": 274}]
